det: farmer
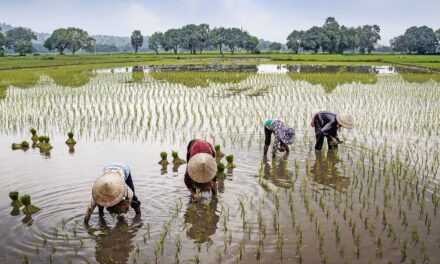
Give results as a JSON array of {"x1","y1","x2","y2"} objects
[
  {"x1": 263, "y1": 119, "x2": 295, "y2": 158},
  {"x1": 84, "y1": 163, "x2": 141, "y2": 224},
  {"x1": 311, "y1": 111, "x2": 354, "y2": 151},
  {"x1": 184, "y1": 139, "x2": 217, "y2": 203}
]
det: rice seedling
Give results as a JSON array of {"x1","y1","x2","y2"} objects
[
  {"x1": 9, "y1": 191, "x2": 22, "y2": 207},
  {"x1": 20, "y1": 194, "x2": 41, "y2": 214},
  {"x1": 65, "y1": 131, "x2": 76, "y2": 145},
  {"x1": 225, "y1": 155, "x2": 236, "y2": 169},
  {"x1": 171, "y1": 151, "x2": 186, "y2": 165},
  {"x1": 158, "y1": 152, "x2": 169, "y2": 165},
  {"x1": 11, "y1": 140, "x2": 30, "y2": 150}
]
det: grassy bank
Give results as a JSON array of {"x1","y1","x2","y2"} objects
[{"x1": 1, "y1": 52, "x2": 439, "y2": 71}]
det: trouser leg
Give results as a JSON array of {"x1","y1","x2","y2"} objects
[{"x1": 125, "y1": 174, "x2": 140, "y2": 208}]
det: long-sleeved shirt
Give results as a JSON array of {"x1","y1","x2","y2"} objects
[
  {"x1": 265, "y1": 120, "x2": 295, "y2": 156},
  {"x1": 312, "y1": 112, "x2": 338, "y2": 137},
  {"x1": 184, "y1": 139, "x2": 216, "y2": 190},
  {"x1": 103, "y1": 163, "x2": 131, "y2": 181}
]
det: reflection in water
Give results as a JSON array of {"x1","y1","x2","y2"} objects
[
  {"x1": 10, "y1": 207, "x2": 20, "y2": 216},
  {"x1": 172, "y1": 163, "x2": 184, "y2": 173},
  {"x1": 68, "y1": 144, "x2": 75, "y2": 155},
  {"x1": 92, "y1": 215, "x2": 143, "y2": 264},
  {"x1": 160, "y1": 164, "x2": 168, "y2": 175},
  {"x1": 309, "y1": 150, "x2": 350, "y2": 192},
  {"x1": 183, "y1": 198, "x2": 219, "y2": 243},
  {"x1": 131, "y1": 70, "x2": 145, "y2": 84},
  {"x1": 261, "y1": 156, "x2": 294, "y2": 189},
  {"x1": 21, "y1": 214, "x2": 33, "y2": 226}
]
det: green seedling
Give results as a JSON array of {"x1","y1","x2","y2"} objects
[
  {"x1": 217, "y1": 162, "x2": 226, "y2": 179},
  {"x1": 158, "y1": 151, "x2": 169, "y2": 165},
  {"x1": 172, "y1": 151, "x2": 186, "y2": 165},
  {"x1": 20, "y1": 194, "x2": 41, "y2": 215},
  {"x1": 9, "y1": 191, "x2": 22, "y2": 207},
  {"x1": 11, "y1": 141, "x2": 30, "y2": 150},
  {"x1": 215, "y1": 145, "x2": 225, "y2": 159},
  {"x1": 65, "y1": 131, "x2": 76, "y2": 145},
  {"x1": 36, "y1": 136, "x2": 53, "y2": 151},
  {"x1": 225, "y1": 155, "x2": 236, "y2": 169},
  {"x1": 30, "y1": 128, "x2": 39, "y2": 141}
]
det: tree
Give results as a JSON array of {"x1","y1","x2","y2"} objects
[
  {"x1": 402, "y1": 26, "x2": 437, "y2": 54},
  {"x1": 44, "y1": 28, "x2": 70, "y2": 55},
  {"x1": 224, "y1": 28, "x2": 243, "y2": 54},
  {"x1": 148, "y1": 32, "x2": 163, "y2": 55},
  {"x1": 5, "y1": 27, "x2": 36, "y2": 55},
  {"x1": 390, "y1": 35, "x2": 407, "y2": 53},
  {"x1": 209, "y1": 27, "x2": 227, "y2": 54},
  {"x1": 197, "y1": 23, "x2": 210, "y2": 53},
  {"x1": 0, "y1": 27, "x2": 5, "y2": 53},
  {"x1": 358, "y1": 25, "x2": 381, "y2": 54},
  {"x1": 162, "y1": 28, "x2": 182, "y2": 54},
  {"x1": 180, "y1": 24, "x2": 200, "y2": 54},
  {"x1": 286, "y1": 30, "x2": 305, "y2": 53},
  {"x1": 321, "y1": 17, "x2": 341, "y2": 54},
  {"x1": 269, "y1": 42, "x2": 282, "y2": 51},
  {"x1": 242, "y1": 33, "x2": 259, "y2": 53},
  {"x1": 131, "y1": 30, "x2": 143, "y2": 53},
  {"x1": 302, "y1": 26, "x2": 323, "y2": 53},
  {"x1": 64, "y1": 27, "x2": 94, "y2": 55}
]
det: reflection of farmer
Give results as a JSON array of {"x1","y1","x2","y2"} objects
[
  {"x1": 311, "y1": 112, "x2": 354, "y2": 151},
  {"x1": 261, "y1": 156, "x2": 294, "y2": 189},
  {"x1": 84, "y1": 163, "x2": 141, "y2": 224},
  {"x1": 183, "y1": 197, "x2": 220, "y2": 243},
  {"x1": 184, "y1": 139, "x2": 217, "y2": 203},
  {"x1": 263, "y1": 119, "x2": 295, "y2": 158},
  {"x1": 94, "y1": 215, "x2": 143, "y2": 264},
  {"x1": 310, "y1": 150, "x2": 350, "y2": 192}
]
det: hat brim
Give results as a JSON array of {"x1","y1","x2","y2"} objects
[
  {"x1": 92, "y1": 171, "x2": 126, "y2": 207},
  {"x1": 188, "y1": 153, "x2": 217, "y2": 183}
]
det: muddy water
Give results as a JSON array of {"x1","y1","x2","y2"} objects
[{"x1": 0, "y1": 70, "x2": 439, "y2": 263}]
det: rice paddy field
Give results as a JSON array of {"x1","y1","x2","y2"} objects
[{"x1": 0, "y1": 63, "x2": 439, "y2": 263}]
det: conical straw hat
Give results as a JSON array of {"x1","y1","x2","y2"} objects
[
  {"x1": 92, "y1": 171, "x2": 126, "y2": 207},
  {"x1": 188, "y1": 153, "x2": 217, "y2": 183},
  {"x1": 336, "y1": 113, "x2": 354, "y2": 129}
]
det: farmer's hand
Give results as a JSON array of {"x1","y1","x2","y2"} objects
[
  {"x1": 331, "y1": 137, "x2": 339, "y2": 145},
  {"x1": 191, "y1": 192, "x2": 198, "y2": 203}
]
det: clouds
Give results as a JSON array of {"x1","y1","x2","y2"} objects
[{"x1": 1, "y1": 0, "x2": 439, "y2": 45}]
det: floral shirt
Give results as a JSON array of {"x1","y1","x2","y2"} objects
[{"x1": 270, "y1": 120, "x2": 295, "y2": 156}]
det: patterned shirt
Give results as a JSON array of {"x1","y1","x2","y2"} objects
[{"x1": 269, "y1": 120, "x2": 295, "y2": 156}]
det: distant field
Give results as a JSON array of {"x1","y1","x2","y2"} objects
[{"x1": 0, "y1": 52, "x2": 439, "y2": 71}]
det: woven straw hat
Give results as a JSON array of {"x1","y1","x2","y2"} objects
[
  {"x1": 336, "y1": 113, "x2": 354, "y2": 129},
  {"x1": 188, "y1": 153, "x2": 217, "y2": 183},
  {"x1": 92, "y1": 171, "x2": 126, "y2": 207}
]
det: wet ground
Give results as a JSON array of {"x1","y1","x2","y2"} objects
[{"x1": 0, "y1": 68, "x2": 439, "y2": 263}]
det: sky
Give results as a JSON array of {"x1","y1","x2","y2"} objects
[{"x1": 1, "y1": 0, "x2": 439, "y2": 45}]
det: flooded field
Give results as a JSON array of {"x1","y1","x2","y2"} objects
[{"x1": 0, "y1": 66, "x2": 440, "y2": 263}]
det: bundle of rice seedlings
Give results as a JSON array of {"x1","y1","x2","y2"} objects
[
  {"x1": 172, "y1": 151, "x2": 186, "y2": 165},
  {"x1": 225, "y1": 155, "x2": 236, "y2": 169},
  {"x1": 217, "y1": 162, "x2": 226, "y2": 179},
  {"x1": 215, "y1": 145, "x2": 225, "y2": 159},
  {"x1": 30, "y1": 128, "x2": 39, "y2": 141},
  {"x1": 11, "y1": 141, "x2": 29, "y2": 150},
  {"x1": 9, "y1": 191, "x2": 22, "y2": 207},
  {"x1": 158, "y1": 152, "x2": 169, "y2": 165},
  {"x1": 20, "y1": 194, "x2": 41, "y2": 215},
  {"x1": 65, "y1": 131, "x2": 76, "y2": 145}
]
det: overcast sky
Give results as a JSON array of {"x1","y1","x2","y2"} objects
[{"x1": 1, "y1": 0, "x2": 439, "y2": 45}]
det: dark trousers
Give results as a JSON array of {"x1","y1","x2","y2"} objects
[
  {"x1": 314, "y1": 119, "x2": 338, "y2": 151},
  {"x1": 125, "y1": 174, "x2": 140, "y2": 208}
]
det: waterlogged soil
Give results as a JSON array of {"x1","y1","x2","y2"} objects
[{"x1": 0, "y1": 71, "x2": 439, "y2": 264}]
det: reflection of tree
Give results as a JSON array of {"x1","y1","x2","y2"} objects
[
  {"x1": 261, "y1": 156, "x2": 295, "y2": 189},
  {"x1": 47, "y1": 69, "x2": 95, "y2": 88},
  {"x1": 131, "y1": 69, "x2": 145, "y2": 83},
  {"x1": 309, "y1": 150, "x2": 350, "y2": 192},
  {"x1": 150, "y1": 71, "x2": 254, "y2": 88},
  {"x1": 288, "y1": 73, "x2": 377, "y2": 93},
  {"x1": 183, "y1": 198, "x2": 219, "y2": 243},
  {"x1": 93, "y1": 215, "x2": 143, "y2": 264}
]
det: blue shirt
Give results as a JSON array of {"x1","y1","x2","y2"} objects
[{"x1": 103, "y1": 163, "x2": 131, "y2": 181}]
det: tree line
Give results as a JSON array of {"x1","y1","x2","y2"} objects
[
  {"x1": 1, "y1": 20, "x2": 439, "y2": 56},
  {"x1": 286, "y1": 17, "x2": 381, "y2": 54}
]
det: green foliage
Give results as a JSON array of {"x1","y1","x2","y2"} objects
[
  {"x1": 269, "y1": 42, "x2": 282, "y2": 52},
  {"x1": 287, "y1": 30, "x2": 305, "y2": 53},
  {"x1": 5, "y1": 27, "x2": 37, "y2": 55},
  {"x1": 20, "y1": 194, "x2": 41, "y2": 214},
  {"x1": 160, "y1": 152, "x2": 168, "y2": 160},
  {"x1": 9, "y1": 191, "x2": 19, "y2": 201},
  {"x1": 217, "y1": 162, "x2": 225, "y2": 173},
  {"x1": 150, "y1": 71, "x2": 254, "y2": 88},
  {"x1": 44, "y1": 28, "x2": 70, "y2": 55},
  {"x1": 148, "y1": 32, "x2": 163, "y2": 55},
  {"x1": 21, "y1": 141, "x2": 29, "y2": 148},
  {"x1": 20, "y1": 194, "x2": 31, "y2": 206},
  {"x1": 30, "y1": 128, "x2": 37, "y2": 135},
  {"x1": 68, "y1": 131, "x2": 74, "y2": 138},
  {"x1": 401, "y1": 73, "x2": 440, "y2": 83},
  {"x1": 225, "y1": 155, "x2": 234, "y2": 163},
  {"x1": 391, "y1": 26, "x2": 438, "y2": 54},
  {"x1": 131, "y1": 30, "x2": 144, "y2": 53}
]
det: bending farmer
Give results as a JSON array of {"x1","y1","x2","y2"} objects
[
  {"x1": 263, "y1": 119, "x2": 295, "y2": 158},
  {"x1": 84, "y1": 163, "x2": 141, "y2": 224},
  {"x1": 311, "y1": 111, "x2": 354, "y2": 151},
  {"x1": 184, "y1": 139, "x2": 217, "y2": 203}
]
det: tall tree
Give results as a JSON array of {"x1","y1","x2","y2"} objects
[
  {"x1": 321, "y1": 17, "x2": 341, "y2": 54},
  {"x1": 5, "y1": 27, "x2": 37, "y2": 55},
  {"x1": 209, "y1": 27, "x2": 227, "y2": 54},
  {"x1": 242, "y1": 32, "x2": 259, "y2": 53},
  {"x1": 180, "y1": 24, "x2": 200, "y2": 54},
  {"x1": 0, "y1": 27, "x2": 5, "y2": 53},
  {"x1": 65, "y1": 27, "x2": 94, "y2": 55},
  {"x1": 131, "y1": 30, "x2": 143, "y2": 53},
  {"x1": 302, "y1": 26, "x2": 323, "y2": 53},
  {"x1": 403, "y1": 26, "x2": 438, "y2": 54},
  {"x1": 162, "y1": 28, "x2": 182, "y2": 54},
  {"x1": 286, "y1": 30, "x2": 305, "y2": 53},
  {"x1": 358, "y1": 25, "x2": 381, "y2": 54},
  {"x1": 197, "y1": 24, "x2": 210, "y2": 53},
  {"x1": 148, "y1": 32, "x2": 163, "y2": 55},
  {"x1": 44, "y1": 28, "x2": 70, "y2": 55},
  {"x1": 224, "y1": 28, "x2": 243, "y2": 54}
]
